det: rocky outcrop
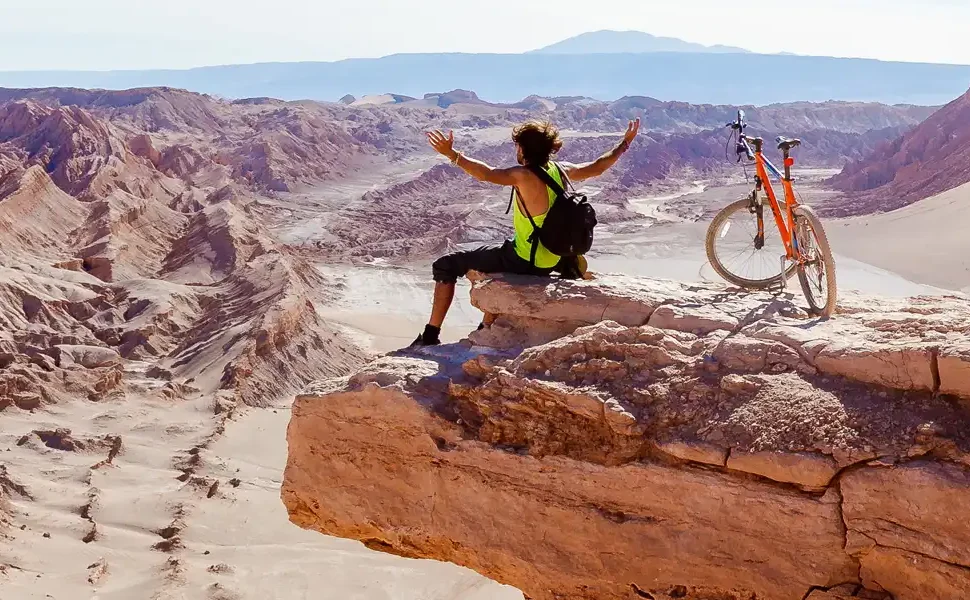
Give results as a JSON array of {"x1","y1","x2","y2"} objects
[
  {"x1": 0, "y1": 100, "x2": 129, "y2": 196},
  {"x1": 165, "y1": 252, "x2": 368, "y2": 407},
  {"x1": 283, "y1": 273, "x2": 970, "y2": 600},
  {"x1": 0, "y1": 242, "x2": 366, "y2": 411},
  {"x1": 127, "y1": 133, "x2": 162, "y2": 166},
  {"x1": 53, "y1": 344, "x2": 121, "y2": 369},
  {"x1": 426, "y1": 89, "x2": 489, "y2": 108},
  {"x1": 465, "y1": 272, "x2": 970, "y2": 398}
]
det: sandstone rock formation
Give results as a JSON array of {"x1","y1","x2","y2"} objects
[{"x1": 284, "y1": 273, "x2": 970, "y2": 600}]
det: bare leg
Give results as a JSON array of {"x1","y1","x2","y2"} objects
[{"x1": 429, "y1": 282, "x2": 455, "y2": 328}]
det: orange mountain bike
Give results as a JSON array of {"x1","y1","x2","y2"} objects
[{"x1": 705, "y1": 110, "x2": 837, "y2": 317}]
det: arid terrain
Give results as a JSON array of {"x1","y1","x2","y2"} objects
[
  {"x1": 2, "y1": 84, "x2": 970, "y2": 599},
  {"x1": 826, "y1": 87, "x2": 970, "y2": 215}
]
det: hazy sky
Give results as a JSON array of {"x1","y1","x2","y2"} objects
[{"x1": 3, "y1": 0, "x2": 970, "y2": 70}]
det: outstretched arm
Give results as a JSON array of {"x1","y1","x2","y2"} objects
[
  {"x1": 427, "y1": 130, "x2": 520, "y2": 186},
  {"x1": 562, "y1": 118, "x2": 640, "y2": 182}
]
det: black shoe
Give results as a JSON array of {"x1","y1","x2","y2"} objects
[{"x1": 410, "y1": 334, "x2": 440, "y2": 347}]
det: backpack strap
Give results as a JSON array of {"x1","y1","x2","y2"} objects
[
  {"x1": 552, "y1": 162, "x2": 575, "y2": 193},
  {"x1": 527, "y1": 163, "x2": 567, "y2": 199},
  {"x1": 505, "y1": 187, "x2": 515, "y2": 214},
  {"x1": 513, "y1": 186, "x2": 541, "y2": 266}
]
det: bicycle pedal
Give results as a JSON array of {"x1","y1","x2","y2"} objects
[{"x1": 766, "y1": 282, "x2": 785, "y2": 295}]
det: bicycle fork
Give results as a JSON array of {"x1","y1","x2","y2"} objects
[
  {"x1": 749, "y1": 190, "x2": 766, "y2": 250},
  {"x1": 750, "y1": 189, "x2": 789, "y2": 291}
]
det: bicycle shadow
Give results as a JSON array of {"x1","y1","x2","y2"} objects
[{"x1": 709, "y1": 283, "x2": 835, "y2": 330}]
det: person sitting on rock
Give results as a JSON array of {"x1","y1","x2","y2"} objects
[{"x1": 413, "y1": 117, "x2": 640, "y2": 347}]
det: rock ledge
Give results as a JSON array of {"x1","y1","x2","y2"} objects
[{"x1": 283, "y1": 273, "x2": 970, "y2": 600}]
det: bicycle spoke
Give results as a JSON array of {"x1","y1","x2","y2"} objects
[
  {"x1": 713, "y1": 207, "x2": 786, "y2": 283},
  {"x1": 797, "y1": 219, "x2": 828, "y2": 305}
]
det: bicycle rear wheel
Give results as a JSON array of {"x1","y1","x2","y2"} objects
[
  {"x1": 706, "y1": 197, "x2": 797, "y2": 289},
  {"x1": 793, "y1": 205, "x2": 838, "y2": 317}
]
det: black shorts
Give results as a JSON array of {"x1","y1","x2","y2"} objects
[{"x1": 432, "y1": 240, "x2": 556, "y2": 284}]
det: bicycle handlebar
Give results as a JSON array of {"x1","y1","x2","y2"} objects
[
  {"x1": 726, "y1": 109, "x2": 746, "y2": 131},
  {"x1": 724, "y1": 108, "x2": 791, "y2": 181},
  {"x1": 726, "y1": 109, "x2": 755, "y2": 161}
]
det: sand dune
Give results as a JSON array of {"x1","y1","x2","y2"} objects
[{"x1": 828, "y1": 181, "x2": 970, "y2": 292}]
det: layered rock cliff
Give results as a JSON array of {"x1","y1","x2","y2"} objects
[
  {"x1": 826, "y1": 86, "x2": 970, "y2": 215},
  {"x1": 283, "y1": 273, "x2": 970, "y2": 600}
]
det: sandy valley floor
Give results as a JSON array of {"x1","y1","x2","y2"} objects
[{"x1": 0, "y1": 379, "x2": 522, "y2": 600}]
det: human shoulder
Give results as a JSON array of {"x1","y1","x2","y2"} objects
[{"x1": 501, "y1": 165, "x2": 530, "y2": 185}]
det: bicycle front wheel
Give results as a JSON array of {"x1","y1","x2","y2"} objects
[
  {"x1": 706, "y1": 197, "x2": 797, "y2": 289},
  {"x1": 793, "y1": 205, "x2": 838, "y2": 317}
]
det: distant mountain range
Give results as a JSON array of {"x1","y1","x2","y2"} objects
[
  {"x1": 1, "y1": 31, "x2": 968, "y2": 106},
  {"x1": 530, "y1": 30, "x2": 751, "y2": 55}
]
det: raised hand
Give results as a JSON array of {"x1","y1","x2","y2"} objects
[
  {"x1": 426, "y1": 130, "x2": 457, "y2": 160},
  {"x1": 622, "y1": 117, "x2": 641, "y2": 147}
]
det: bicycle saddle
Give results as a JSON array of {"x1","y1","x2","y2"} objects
[{"x1": 776, "y1": 136, "x2": 801, "y2": 151}]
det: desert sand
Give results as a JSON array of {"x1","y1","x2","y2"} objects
[
  {"x1": 0, "y1": 386, "x2": 522, "y2": 599},
  {"x1": 827, "y1": 181, "x2": 970, "y2": 293}
]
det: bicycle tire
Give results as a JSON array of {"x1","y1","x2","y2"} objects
[
  {"x1": 706, "y1": 198, "x2": 797, "y2": 289},
  {"x1": 793, "y1": 205, "x2": 838, "y2": 317}
]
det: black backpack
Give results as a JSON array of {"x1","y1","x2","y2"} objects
[{"x1": 505, "y1": 162, "x2": 597, "y2": 266}]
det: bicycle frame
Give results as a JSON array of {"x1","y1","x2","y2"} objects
[{"x1": 740, "y1": 136, "x2": 803, "y2": 262}]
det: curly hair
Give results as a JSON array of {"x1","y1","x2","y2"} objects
[{"x1": 512, "y1": 120, "x2": 563, "y2": 167}]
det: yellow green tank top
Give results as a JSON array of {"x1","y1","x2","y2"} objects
[{"x1": 512, "y1": 163, "x2": 563, "y2": 269}]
